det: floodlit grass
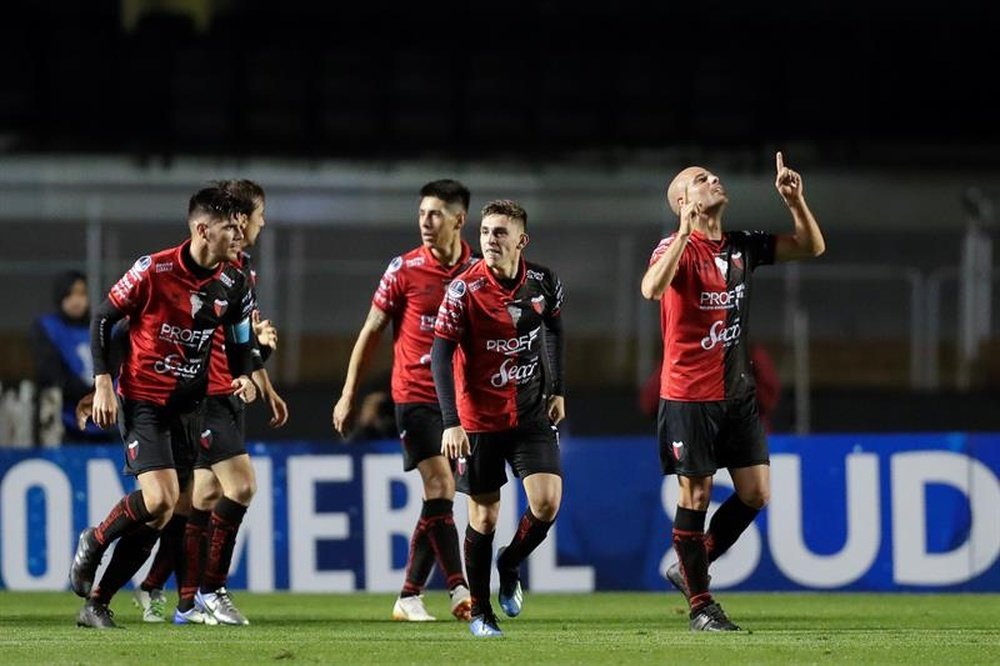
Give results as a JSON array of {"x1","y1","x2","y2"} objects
[{"x1": 1, "y1": 591, "x2": 998, "y2": 664}]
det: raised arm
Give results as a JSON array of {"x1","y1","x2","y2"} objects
[
  {"x1": 640, "y1": 201, "x2": 699, "y2": 300},
  {"x1": 773, "y1": 151, "x2": 826, "y2": 262}
]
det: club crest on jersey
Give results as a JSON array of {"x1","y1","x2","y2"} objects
[
  {"x1": 213, "y1": 298, "x2": 228, "y2": 317},
  {"x1": 128, "y1": 440, "x2": 139, "y2": 460},
  {"x1": 672, "y1": 440, "x2": 684, "y2": 461},
  {"x1": 190, "y1": 292, "x2": 205, "y2": 317},
  {"x1": 714, "y1": 255, "x2": 729, "y2": 280},
  {"x1": 531, "y1": 295, "x2": 546, "y2": 314},
  {"x1": 200, "y1": 429, "x2": 213, "y2": 450},
  {"x1": 732, "y1": 251, "x2": 744, "y2": 270}
]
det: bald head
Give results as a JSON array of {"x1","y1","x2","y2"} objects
[{"x1": 666, "y1": 166, "x2": 706, "y2": 215}]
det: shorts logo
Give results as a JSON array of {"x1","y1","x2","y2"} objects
[
  {"x1": 672, "y1": 440, "x2": 684, "y2": 461},
  {"x1": 128, "y1": 440, "x2": 139, "y2": 460},
  {"x1": 200, "y1": 429, "x2": 213, "y2": 450},
  {"x1": 214, "y1": 298, "x2": 228, "y2": 317}
]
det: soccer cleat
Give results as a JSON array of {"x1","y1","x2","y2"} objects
[
  {"x1": 69, "y1": 527, "x2": 104, "y2": 598},
  {"x1": 77, "y1": 599, "x2": 119, "y2": 629},
  {"x1": 392, "y1": 595, "x2": 436, "y2": 622},
  {"x1": 196, "y1": 587, "x2": 249, "y2": 626},
  {"x1": 690, "y1": 602, "x2": 741, "y2": 632},
  {"x1": 449, "y1": 584, "x2": 473, "y2": 622},
  {"x1": 173, "y1": 606, "x2": 219, "y2": 625},
  {"x1": 665, "y1": 562, "x2": 711, "y2": 602},
  {"x1": 132, "y1": 587, "x2": 167, "y2": 623},
  {"x1": 496, "y1": 547, "x2": 523, "y2": 618},
  {"x1": 469, "y1": 611, "x2": 503, "y2": 637}
]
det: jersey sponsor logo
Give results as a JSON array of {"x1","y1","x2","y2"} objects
[
  {"x1": 490, "y1": 357, "x2": 539, "y2": 388},
  {"x1": 468, "y1": 277, "x2": 487, "y2": 292},
  {"x1": 419, "y1": 314, "x2": 436, "y2": 332},
  {"x1": 153, "y1": 353, "x2": 204, "y2": 379},
  {"x1": 156, "y1": 262, "x2": 173, "y2": 273},
  {"x1": 714, "y1": 255, "x2": 729, "y2": 279},
  {"x1": 527, "y1": 269, "x2": 546, "y2": 281},
  {"x1": 700, "y1": 319, "x2": 742, "y2": 351},
  {"x1": 486, "y1": 326, "x2": 541, "y2": 355},
  {"x1": 406, "y1": 256, "x2": 425, "y2": 268},
  {"x1": 448, "y1": 279, "x2": 467, "y2": 298},
  {"x1": 190, "y1": 292, "x2": 205, "y2": 317},
  {"x1": 699, "y1": 284, "x2": 745, "y2": 310},
  {"x1": 214, "y1": 298, "x2": 228, "y2": 317},
  {"x1": 159, "y1": 323, "x2": 214, "y2": 350},
  {"x1": 219, "y1": 271, "x2": 235, "y2": 288}
]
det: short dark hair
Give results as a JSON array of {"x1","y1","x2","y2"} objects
[
  {"x1": 481, "y1": 199, "x2": 527, "y2": 229},
  {"x1": 420, "y1": 179, "x2": 470, "y2": 212},
  {"x1": 215, "y1": 179, "x2": 266, "y2": 206},
  {"x1": 188, "y1": 185, "x2": 254, "y2": 223}
]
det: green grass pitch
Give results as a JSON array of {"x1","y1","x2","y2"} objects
[{"x1": 2, "y1": 591, "x2": 998, "y2": 664}]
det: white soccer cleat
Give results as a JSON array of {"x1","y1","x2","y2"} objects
[
  {"x1": 173, "y1": 606, "x2": 219, "y2": 625},
  {"x1": 449, "y1": 585, "x2": 472, "y2": 622},
  {"x1": 132, "y1": 587, "x2": 167, "y2": 623},
  {"x1": 196, "y1": 587, "x2": 250, "y2": 626},
  {"x1": 392, "y1": 595, "x2": 436, "y2": 622}
]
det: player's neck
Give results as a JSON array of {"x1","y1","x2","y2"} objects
[
  {"x1": 695, "y1": 217, "x2": 723, "y2": 241},
  {"x1": 489, "y1": 255, "x2": 521, "y2": 280},
  {"x1": 186, "y1": 240, "x2": 221, "y2": 271},
  {"x1": 429, "y1": 238, "x2": 463, "y2": 266}
]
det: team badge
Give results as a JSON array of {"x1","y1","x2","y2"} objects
[
  {"x1": 731, "y1": 251, "x2": 744, "y2": 270},
  {"x1": 200, "y1": 429, "x2": 213, "y2": 450},
  {"x1": 128, "y1": 440, "x2": 139, "y2": 460},
  {"x1": 672, "y1": 440, "x2": 684, "y2": 461},
  {"x1": 531, "y1": 295, "x2": 546, "y2": 314},
  {"x1": 214, "y1": 298, "x2": 228, "y2": 317}
]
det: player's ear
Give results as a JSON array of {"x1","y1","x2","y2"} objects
[{"x1": 517, "y1": 233, "x2": 530, "y2": 249}]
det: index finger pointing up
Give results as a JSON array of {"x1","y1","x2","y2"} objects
[{"x1": 776, "y1": 151, "x2": 785, "y2": 172}]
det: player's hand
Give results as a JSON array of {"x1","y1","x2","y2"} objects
[
  {"x1": 265, "y1": 386, "x2": 289, "y2": 428},
  {"x1": 441, "y1": 425, "x2": 470, "y2": 459},
  {"x1": 678, "y1": 200, "x2": 701, "y2": 236},
  {"x1": 775, "y1": 151, "x2": 804, "y2": 203},
  {"x1": 92, "y1": 375, "x2": 117, "y2": 429},
  {"x1": 231, "y1": 375, "x2": 258, "y2": 404},
  {"x1": 547, "y1": 395, "x2": 566, "y2": 426},
  {"x1": 332, "y1": 394, "x2": 354, "y2": 437},
  {"x1": 76, "y1": 391, "x2": 96, "y2": 431},
  {"x1": 252, "y1": 310, "x2": 278, "y2": 350}
]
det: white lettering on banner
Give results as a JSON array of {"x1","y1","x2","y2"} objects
[
  {"x1": 700, "y1": 319, "x2": 741, "y2": 350},
  {"x1": 769, "y1": 453, "x2": 881, "y2": 587},
  {"x1": 891, "y1": 452, "x2": 1000, "y2": 585},
  {"x1": 288, "y1": 456, "x2": 355, "y2": 591},
  {"x1": 0, "y1": 460, "x2": 72, "y2": 590},
  {"x1": 363, "y1": 455, "x2": 426, "y2": 592},
  {"x1": 661, "y1": 472, "x2": 761, "y2": 589},
  {"x1": 230, "y1": 457, "x2": 275, "y2": 591}
]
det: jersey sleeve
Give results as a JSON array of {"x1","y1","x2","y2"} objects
[
  {"x1": 108, "y1": 255, "x2": 153, "y2": 313},
  {"x1": 433, "y1": 277, "x2": 469, "y2": 342},
  {"x1": 739, "y1": 231, "x2": 777, "y2": 270},
  {"x1": 372, "y1": 256, "x2": 405, "y2": 315},
  {"x1": 544, "y1": 269, "x2": 565, "y2": 318},
  {"x1": 648, "y1": 234, "x2": 686, "y2": 267}
]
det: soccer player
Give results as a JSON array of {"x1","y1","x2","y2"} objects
[
  {"x1": 432, "y1": 199, "x2": 566, "y2": 638},
  {"x1": 641, "y1": 152, "x2": 825, "y2": 631},
  {"x1": 131, "y1": 179, "x2": 288, "y2": 625},
  {"x1": 332, "y1": 179, "x2": 477, "y2": 622},
  {"x1": 70, "y1": 186, "x2": 259, "y2": 628}
]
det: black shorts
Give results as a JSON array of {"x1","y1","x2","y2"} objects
[
  {"x1": 457, "y1": 419, "x2": 562, "y2": 496},
  {"x1": 118, "y1": 398, "x2": 203, "y2": 488},
  {"x1": 395, "y1": 403, "x2": 445, "y2": 472},
  {"x1": 657, "y1": 394, "x2": 769, "y2": 477},
  {"x1": 195, "y1": 394, "x2": 247, "y2": 469}
]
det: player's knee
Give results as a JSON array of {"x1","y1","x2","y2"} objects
[
  {"x1": 740, "y1": 487, "x2": 770, "y2": 510},
  {"x1": 423, "y1": 474, "x2": 455, "y2": 500},
  {"x1": 143, "y1": 488, "x2": 178, "y2": 517},
  {"x1": 530, "y1": 495, "x2": 561, "y2": 522},
  {"x1": 195, "y1": 483, "x2": 222, "y2": 507},
  {"x1": 229, "y1": 477, "x2": 256, "y2": 504}
]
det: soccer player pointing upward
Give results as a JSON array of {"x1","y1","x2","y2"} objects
[
  {"x1": 641, "y1": 152, "x2": 825, "y2": 631},
  {"x1": 433, "y1": 200, "x2": 566, "y2": 638}
]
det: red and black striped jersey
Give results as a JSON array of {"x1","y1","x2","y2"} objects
[
  {"x1": 650, "y1": 229, "x2": 775, "y2": 402},
  {"x1": 434, "y1": 258, "x2": 564, "y2": 432},
  {"x1": 373, "y1": 242, "x2": 477, "y2": 404},
  {"x1": 108, "y1": 242, "x2": 254, "y2": 406},
  {"x1": 207, "y1": 251, "x2": 259, "y2": 396}
]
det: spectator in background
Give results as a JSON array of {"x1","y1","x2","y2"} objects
[
  {"x1": 640, "y1": 343, "x2": 781, "y2": 432},
  {"x1": 30, "y1": 270, "x2": 106, "y2": 444}
]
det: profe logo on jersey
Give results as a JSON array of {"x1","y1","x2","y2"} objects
[
  {"x1": 159, "y1": 323, "x2": 214, "y2": 351},
  {"x1": 699, "y1": 284, "x2": 746, "y2": 311},
  {"x1": 486, "y1": 326, "x2": 541, "y2": 355}
]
